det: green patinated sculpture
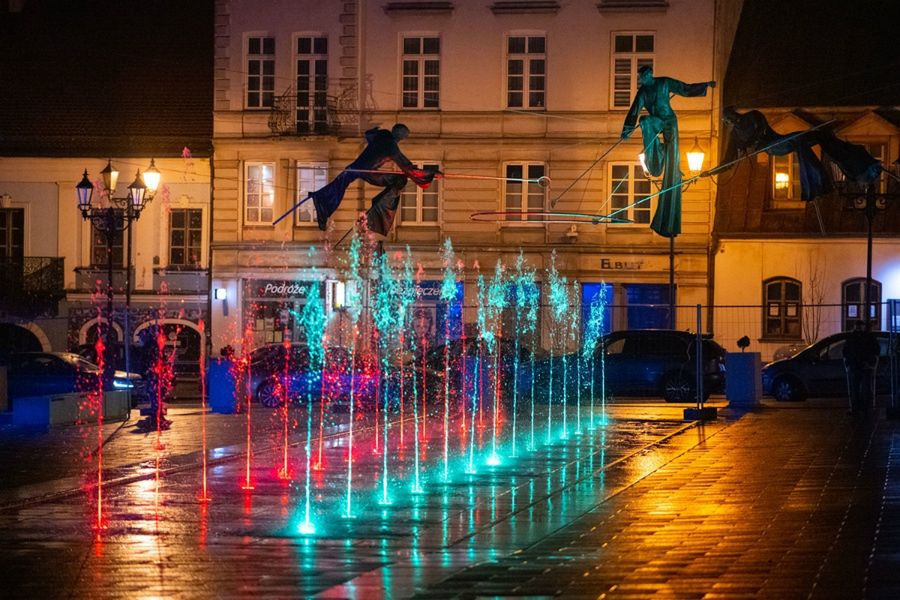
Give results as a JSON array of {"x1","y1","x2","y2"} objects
[{"x1": 621, "y1": 66, "x2": 715, "y2": 238}]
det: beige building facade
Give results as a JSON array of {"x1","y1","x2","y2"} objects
[{"x1": 211, "y1": 0, "x2": 741, "y2": 353}]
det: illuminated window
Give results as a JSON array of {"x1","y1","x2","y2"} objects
[
  {"x1": 842, "y1": 278, "x2": 881, "y2": 331},
  {"x1": 295, "y1": 163, "x2": 328, "y2": 226},
  {"x1": 400, "y1": 162, "x2": 441, "y2": 224},
  {"x1": 247, "y1": 36, "x2": 275, "y2": 109},
  {"x1": 402, "y1": 36, "x2": 440, "y2": 109},
  {"x1": 608, "y1": 163, "x2": 653, "y2": 225},
  {"x1": 503, "y1": 163, "x2": 546, "y2": 221},
  {"x1": 506, "y1": 34, "x2": 545, "y2": 108},
  {"x1": 763, "y1": 277, "x2": 802, "y2": 339},
  {"x1": 770, "y1": 154, "x2": 803, "y2": 207},
  {"x1": 245, "y1": 163, "x2": 275, "y2": 224},
  {"x1": 169, "y1": 208, "x2": 202, "y2": 268},
  {"x1": 611, "y1": 33, "x2": 654, "y2": 108},
  {"x1": 296, "y1": 36, "x2": 328, "y2": 133}
]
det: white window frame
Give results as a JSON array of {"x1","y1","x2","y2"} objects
[
  {"x1": 400, "y1": 161, "x2": 441, "y2": 226},
  {"x1": 244, "y1": 162, "x2": 275, "y2": 225},
  {"x1": 502, "y1": 162, "x2": 547, "y2": 225},
  {"x1": 295, "y1": 34, "x2": 328, "y2": 132},
  {"x1": 506, "y1": 33, "x2": 546, "y2": 109},
  {"x1": 294, "y1": 162, "x2": 328, "y2": 227},
  {"x1": 168, "y1": 207, "x2": 204, "y2": 268},
  {"x1": 607, "y1": 162, "x2": 653, "y2": 226},
  {"x1": 401, "y1": 34, "x2": 440, "y2": 109},
  {"x1": 611, "y1": 32, "x2": 654, "y2": 109},
  {"x1": 246, "y1": 35, "x2": 276, "y2": 109}
]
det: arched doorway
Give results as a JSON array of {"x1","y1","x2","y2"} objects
[{"x1": 0, "y1": 323, "x2": 42, "y2": 358}]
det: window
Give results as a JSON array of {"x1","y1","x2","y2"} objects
[
  {"x1": 169, "y1": 209, "x2": 203, "y2": 268},
  {"x1": 582, "y1": 282, "x2": 614, "y2": 339},
  {"x1": 295, "y1": 163, "x2": 328, "y2": 226},
  {"x1": 611, "y1": 33, "x2": 654, "y2": 108},
  {"x1": 763, "y1": 277, "x2": 802, "y2": 339},
  {"x1": 770, "y1": 153, "x2": 803, "y2": 207},
  {"x1": 625, "y1": 283, "x2": 670, "y2": 329},
  {"x1": 245, "y1": 163, "x2": 275, "y2": 224},
  {"x1": 609, "y1": 163, "x2": 652, "y2": 225},
  {"x1": 402, "y1": 36, "x2": 440, "y2": 109},
  {"x1": 0, "y1": 208, "x2": 24, "y2": 260},
  {"x1": 506, "y1": 35, "x2": 545, "y2": 108},
  {"x1": 504, "y1": 163, "x2": 546, "y2": 221},
  {"x1": 91, "y1": 211, "x2": 124, "y2": 268},
  {"x1": 829, "y1": 141, "x2": 888, "y2": 194},
  {"x1": 400, "y1": 162, "x2": 441, "y2": 224},
  {"x1": 247, "y1": 36, "x2": 275, "y2": 108},
  {"x1": 842, "y1": 278, "x2": 881, "y2": 331},
  {"x1": 296, "y1": 36, "x2": 328, "y2": 133}
]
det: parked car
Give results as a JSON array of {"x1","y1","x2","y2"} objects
[
  {"x1": 572, "y1": 329, "x2": 727, "y2": 402},
  {"x1": 762, "y1": 331, "x2": 899, "y2": 401},
  {"x1": 3, "y1": 352, "x2": 146, "y2": 404},
  {"x1": 76, "y1": 343, "x2": 173, "y2": 404},
  {"x1": 245, "y1": 343, "x2": 377, "y2": 408}
]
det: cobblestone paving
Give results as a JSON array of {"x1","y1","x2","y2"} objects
[
  {"x1": 405, "y1": 402, "x2": 900, "y2": 599},
  {"x1": 0, "y1": 400, "x2": 701, "y2": 598}
]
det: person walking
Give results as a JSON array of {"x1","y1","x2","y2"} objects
[{"x1": 842, "y1": 320, "x2": 880, "y2": 415}]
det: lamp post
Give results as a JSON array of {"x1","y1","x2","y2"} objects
[{"x1": 76, "y1": 160, "x2": 160, "y2": 383}]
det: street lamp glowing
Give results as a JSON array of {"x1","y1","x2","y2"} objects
[
  {"x1": 128, "y1": 170, "x2": 147, "y2": 211},
  {"x1": 100, "y1": 160, "x2": 119, "y2": 196},
  {"x1": 686, "y1": 137, "x2": 705, "y2": 173},
  {"x1": 76, "y1": 169, "x2": 94, "y2": 212},
  {"x1": 143, "y1": 158, "x2": 161, "y2": 195}
]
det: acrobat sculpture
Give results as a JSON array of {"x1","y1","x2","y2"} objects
[{"x1": 621, "y1": 66, "x2": 715, "y2": 237}]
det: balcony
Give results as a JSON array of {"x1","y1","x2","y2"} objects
[
  {"x1": 0, "y1": 257, "x2": 65, "y2": 317},
  {"x1": 153, "y1": 268, "x2": 208, "y2": 294},
  {"x1": 267, "y1": 84, "x2": 361, "y2": 137}
]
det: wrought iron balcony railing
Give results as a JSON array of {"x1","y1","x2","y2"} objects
[
  {"x1": 267, "y1": 84, "x2": 361, "y2": 136},
  {"x1": 0, "y1": 256, "x2": 65, "y2": 317}
]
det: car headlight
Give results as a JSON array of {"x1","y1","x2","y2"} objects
[{"x1": 113, "y1": 378, "x2": 135, "y2": 389}]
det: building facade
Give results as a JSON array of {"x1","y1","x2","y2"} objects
[
  {"x1": 0, "y1": 0, "x2": 213, "y2": 378},
  {"x1": 211, "y1": 0, "x2": 741, "y2": 354}
]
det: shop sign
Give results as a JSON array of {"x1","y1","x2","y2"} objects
[
  {"x1": 600, "y1": 257, "x2": 645, "y2": 270},
  {"x1": 415, "y1": 280, "x2": 462, "y2": 302},
  {"x1": 252, "y1": 280, "x2": 315, "y2": 299}
]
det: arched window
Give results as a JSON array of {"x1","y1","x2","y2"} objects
[
  {"x1": 763, "y1": 277, "x2": 802, "y2": 340},
  {"x1": 842, "y1": 278, "x2": 881, "y2": 331}
]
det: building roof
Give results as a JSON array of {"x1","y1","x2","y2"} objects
[
  {"x1": 0, "y1": 0, "x2": 213, "y2": 158},
  {"x1": 724, "y1": 0, "x2": 900, "y2": 109}
]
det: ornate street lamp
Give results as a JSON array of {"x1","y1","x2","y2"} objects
[{"x1": 75, "y1": 160, "x2": 160, "y2": 382}]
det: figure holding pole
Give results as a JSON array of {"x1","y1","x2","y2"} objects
[
  {"x1": 620, "y1": 66, "x2": 715, "y2": 237},
  {"x1": 273, "y1": 123, "x2": 440, "y2": 234}
]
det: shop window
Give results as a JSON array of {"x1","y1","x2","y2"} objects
[
  {"x1": 611, "y1": 32, "x2": 654, "y2": 108},
  {"x1": 581, "y1": 282, "x2": 614, "y2": 339},
  {"x1": 625, "y1": 283, "x2": 670, "y2": 329},
  {"x1": 842, "y1": 278, "x2": 881, "y2": 331},
  {"x1": 763, "y1": 277, "x2": 802, "y2": 339}
]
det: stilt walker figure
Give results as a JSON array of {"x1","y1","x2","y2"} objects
[
  {"x1": 308, "y1": 123, "x2": 440, "y2": 234},
  {"x1": 620, "y1": 66, "x2": 715, "y2": 237}
]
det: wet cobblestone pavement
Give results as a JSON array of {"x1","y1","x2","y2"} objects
[{"x1": 2, "y1": 399, "x2": 899, "y2": 598}]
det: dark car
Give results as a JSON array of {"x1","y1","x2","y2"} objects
[
  {"x1": 574, "y1": 329, "x2": 726, "y2": 402},
  {"x1": 762, "y1": 331, "x2": 898, "y2": 401},
  {"x1": 414, "y1": 336, "x2": 537, "y2": 403},
  {"x1": 245, "y1": 343, "x2": 377, "y2": 407},
  {"x1": 4, "y1": 352, "x2": 146, "y2": 403}
]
